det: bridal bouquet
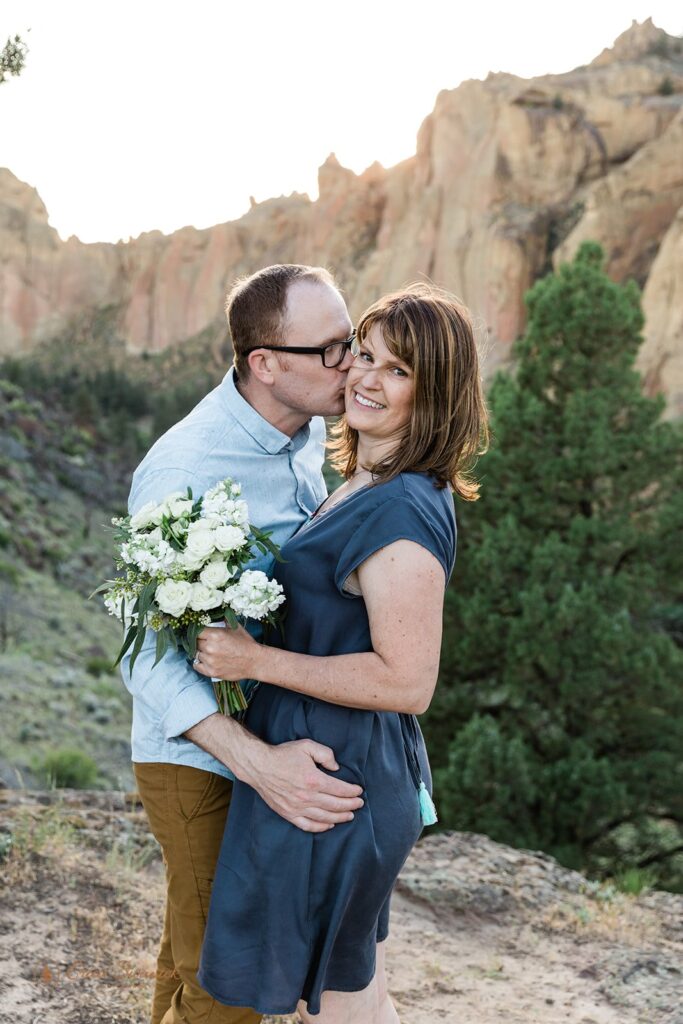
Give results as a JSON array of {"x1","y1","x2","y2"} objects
[{"x1": 95, "y1": 478, "x2": 285, "y2": 715}]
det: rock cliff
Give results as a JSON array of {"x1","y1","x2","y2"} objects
[{"x1": 1, "y1": 19, "x2": 682, "y2": 412}]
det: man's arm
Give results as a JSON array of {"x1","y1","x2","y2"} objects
[{"x1": 121, "y1": 465, "x2": 363, "y2": 831}]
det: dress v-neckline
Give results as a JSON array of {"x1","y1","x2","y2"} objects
[{"x1": 310, "y1": 482, "x2": 373, "y2": 522}]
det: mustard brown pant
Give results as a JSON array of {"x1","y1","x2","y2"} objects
[{"x1": 134, "y1": 762, "x2": 262, "y2": 1024}]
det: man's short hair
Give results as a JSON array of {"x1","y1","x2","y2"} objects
[{"x1": 226, "y1": 264, "x2": 337, "y2": 379}]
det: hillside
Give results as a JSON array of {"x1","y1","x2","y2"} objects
[
  {"x1": 1, "y1": 19, "x2": 682, "y2": 415},
  {"x1": 1, "y1": 789, "x2": 681, "y2": 1023},
  {"x1": 0, "y1": 377, "x2": 136, "y2": 789}
]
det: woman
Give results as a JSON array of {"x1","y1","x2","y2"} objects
[{"x1": 194, "y1": 284, "x2": 488, "y2": 1022}]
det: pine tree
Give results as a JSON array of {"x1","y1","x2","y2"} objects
[{"x1": 427, "y1": 243, "x2": 683, "y2": 886}]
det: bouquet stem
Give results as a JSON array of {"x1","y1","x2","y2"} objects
[{"x1": 213, "y1": 679, "x2": 249, "y2": 715}]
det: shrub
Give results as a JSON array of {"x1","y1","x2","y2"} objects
[
  {"x1": 86, "y1": 655, "x2": 114, "y2": 677},
  {"x1": 38, "y1": 748, "x2": 99, "y2": 789}
]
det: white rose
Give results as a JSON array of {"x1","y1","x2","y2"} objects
[
  {"x1": 213, "y1": 525, "x2": 247, "y2": 554},
  {"x1": 164, "y1": 495, "x2": 194, "y2": 518},
  {"x1": 199, "y1": 560, "x2": 233, "y2": 588},
  {"x1": 188, "y1": 582, "x2": 223, "y2": 612},
  {"x1": 177, "y1": 549, "x2": 206, "y2": 572},
  {"x1": 184, "y1": 529, "x2": 218, "y2": 562},
  {"x1": 156, "y1": 580, "x2": 193, "y2": 618},
  {"x1": 130, "y1": 501, "x2": 160, "y2": 532},
  {"x1": 189, "y1": 515, "x2": 221, "y2": 532}
]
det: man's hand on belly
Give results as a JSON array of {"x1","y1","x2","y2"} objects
[
  {"x1": 185, "y1": 713, "x2": 364, "y2": 833},
  {"x1": 243, "y1": 737, "x2": 365, "y2": 832}
]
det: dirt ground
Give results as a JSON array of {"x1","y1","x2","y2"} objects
[{"x1": 0, "y1": 790, "x2": 681, "y2": 1024}]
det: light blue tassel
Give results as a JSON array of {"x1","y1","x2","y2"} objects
[{"x1": 418, "y1": 781, "x2": 438, "y2": 826}]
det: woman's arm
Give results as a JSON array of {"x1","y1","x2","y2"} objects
[{"x1": 195, "y1": 539, "x2": 445, "y2": 715}]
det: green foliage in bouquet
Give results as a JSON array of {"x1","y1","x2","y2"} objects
[{"x1": 426, "y1": 243, "x2": 683, "y2": 889}]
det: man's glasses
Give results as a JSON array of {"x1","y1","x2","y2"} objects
[{"x1": 244, "y1": 334, "x2": 356, "y2": 369}]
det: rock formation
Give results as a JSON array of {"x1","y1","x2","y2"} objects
[{"x1": 1, "y1": 20, "x2": 682, "y2": 412}]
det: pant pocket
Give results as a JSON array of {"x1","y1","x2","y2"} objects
[{"x1": 176, "y1": 767, "x2": 222, "y2": 823}]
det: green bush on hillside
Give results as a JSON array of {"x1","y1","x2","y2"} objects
[{"x1": 38, "y1": 748, "x2": 99, "y2": 789}]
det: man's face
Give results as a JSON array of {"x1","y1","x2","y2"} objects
[{"x1": 268, "y1": 280, "x2": 354, "y2": 418}]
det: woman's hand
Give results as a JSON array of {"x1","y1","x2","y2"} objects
[{"x1": 194, "y1": 623, "x2": 259, "y2": 680}]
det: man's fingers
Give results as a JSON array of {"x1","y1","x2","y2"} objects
[
  {"x1": 291, "y1": 817, "x2": 336, "y2": 833},
  {"x1": 311, "y1": 772, "x2": 364, "y2": 801},
  {"x1": 304, "y1": 740, "x2": 340, "y2": 772},
  {"x1": 299, "y1": 805, "x2": 355, "y2": 824},
  {"x1": 296, "y1": 791, "x2": 364, "y2": 814}
]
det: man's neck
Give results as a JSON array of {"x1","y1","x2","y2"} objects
[{"x1": 235, "y1": 374, "x2": 309, "y2": 438}]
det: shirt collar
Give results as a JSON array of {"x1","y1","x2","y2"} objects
[{"x1": 220, "y1": 367, "x2": 311, "y2": 455}]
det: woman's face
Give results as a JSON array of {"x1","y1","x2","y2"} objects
[{"x1": 345, "y1": 323, "x2": 415, "y2": 440}]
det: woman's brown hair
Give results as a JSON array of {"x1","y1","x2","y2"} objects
[{"x1": 329, "y1": 283, "x2": 489, "y2": 500}]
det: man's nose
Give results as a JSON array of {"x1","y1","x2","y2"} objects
[{"x1": 338, "y1": 347, "x2": 355, "y2": 371}]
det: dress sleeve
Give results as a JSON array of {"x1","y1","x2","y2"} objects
[{"x1": 334, "y1": 495, "x2": 455, "y2": 597}]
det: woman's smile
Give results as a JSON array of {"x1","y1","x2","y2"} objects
[{"x1": 352, "y1": 389, "x2": 385, "y2": 410}]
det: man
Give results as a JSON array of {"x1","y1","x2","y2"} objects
[{"x1": 122, "y1": 264, "x2": 364, "y2": 1024}]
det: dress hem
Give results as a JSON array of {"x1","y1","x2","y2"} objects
[{"x1": 199, "y1": 931, "x2": 389, "y2": 1017}]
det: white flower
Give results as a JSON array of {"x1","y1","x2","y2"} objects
[
  {"x1": 203, "y1": 482, "x2": 224, "y2": 502},
  {"x1": 225, "y1": 570, "x2": 285, "y2": 620},
  {"x1": 199, "y1": 559, "x2": 234, "y2": 588},
  {"x1": 189, "y1": 515, "x2": 222, "y2": 532},
  {"x1": 156, "y1": 580, "x2": 193, "y2": 618},
  {"x1": 164, "y1": 495, "x2": 194, "y2": 518},
  {"x1": 120, "y1": 542, "x2": 135, "y2": 564},
  {"x1": 177, "y1": 549, "x2": 207, "y2": 572},
  {"x1": 104, "y1": 591, "x2": 139, "y2": 627},
  {"x1": 201, "y1": 493, "x2": 228, "y2": 517},
  {"x1": 202, "y1": 496, "x2": 250, "y2": 527},
  {"x1": 184, "y1": 529, "x2": 218, "y2": 563},
  {"x1": 229, "y1": 499, "x2": 249, "y2": 527},
  {"x1": 128, "y1": 536, "x2": 178, "y2": 575},
  {"x1": 213, "y1": 525, "x2": 248, "y2": 554},
  {"x1": 188, "y1": 582, "x2": 223, "y2": 612},
  {"x1": 130, "y1": 501, "x2": 160, "y2": 532}
]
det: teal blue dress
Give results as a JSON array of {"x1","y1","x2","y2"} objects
[{"x1": 198, "y1": 472, "x2": 456, "y2": 1015}]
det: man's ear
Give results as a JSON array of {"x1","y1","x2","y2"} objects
[{"x1": 246, "y1": 349, "x2": 276, "y2": 385}]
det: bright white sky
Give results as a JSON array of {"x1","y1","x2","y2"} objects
[{"x1": 1, "y1": 1, "x2": 681, "y2": 243}]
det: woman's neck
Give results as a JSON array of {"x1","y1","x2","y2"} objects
[{"x1": 355, "y1": 434, "x2": 400, "y2": 475}]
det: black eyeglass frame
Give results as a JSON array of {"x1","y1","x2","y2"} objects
[{"x1": 243, "y1": 334, "x2": 357, "y2": 368}]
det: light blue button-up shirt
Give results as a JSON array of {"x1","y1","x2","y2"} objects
[{"x1": 120, "y1": 367, "x2": 327, "y2": 779}]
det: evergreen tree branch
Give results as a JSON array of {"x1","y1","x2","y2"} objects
[{"x1": 637, "y1": 843, "x2": 683, "y2": 868}]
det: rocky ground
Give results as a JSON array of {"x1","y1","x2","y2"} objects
[{"x1": 0, "y1": 790, "x2": 681, "y2": 1024}]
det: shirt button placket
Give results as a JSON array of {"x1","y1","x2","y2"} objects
[{"x1": 289, "y1": 447, "x2": 313, "y2": 515}]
